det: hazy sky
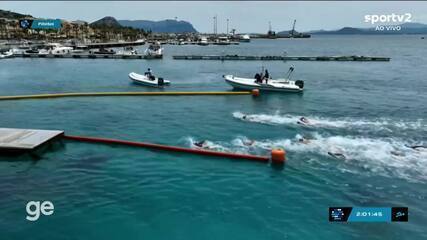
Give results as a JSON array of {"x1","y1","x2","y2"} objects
[{"x1": 2, "y1": 1, "x2": 427, "y2": 32}]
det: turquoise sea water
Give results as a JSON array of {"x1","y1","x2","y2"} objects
[{"x1": 0, "y1": 36, "x2": 426, "y2": 239}]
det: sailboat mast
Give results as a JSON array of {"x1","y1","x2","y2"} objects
[{"x1": 291, "y1": 19, "x2": 296, "y2": 36}]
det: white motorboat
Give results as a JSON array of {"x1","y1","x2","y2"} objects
[
  {"x1": 0, "y1": 50, "x2": 14, "y2": 59},
  {"x1": 38, "y1": 43, "x2": 73, "y2": 55},
  {"x1": 128, "y1": 72, "x2": 170, "y2": 87},
  {"x1": 135, "y1": 39, "x2": 146, "y2": 44},
  {"x1": 71, "y1": 45, "x2": 89, "y2": 54},
  {"x1": 90, "y1": 48, "x2": 116, "y2": 55},
  {"x1": 25, "y1": 48, "x2": 40, "y2": 54},
  {"x1": 144, "y1": 42, "x2": 163, "y2": 57},
  {"x1": 215, "y1": 36, "x2": 230, "y2": 45},
  {"x1": 198, "y1": 37, "x2": 209, "y2": 46},
  {"x1": 239, "y1": 34, "x2": 251, "y2": 42},
  {"x1": 224, "y1": 75, "x2": 303, "y2": 92},
  {"x1": 118, "y1": 46, "x2": 138, "y2": 55},
  {"x1": 223, "y1": 67, "x2": 304, "y2": 92}
]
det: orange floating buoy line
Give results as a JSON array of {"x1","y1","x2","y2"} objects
[
  {"x1": 0, "y1": 91, "x2": 260, "y2": 101},
  {"x1": 63, "y1": 135, "x2": 285, "y2": 164}
]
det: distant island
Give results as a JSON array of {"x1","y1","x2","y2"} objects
[{"x1": 309, "y1": 22, "x2": 427, "y2": 35}]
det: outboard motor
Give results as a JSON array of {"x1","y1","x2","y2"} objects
[
  {"x1": 295, "y1": 80, "x2": 304, "y2": 89},
  {"x1": 158, "y1": 77, "x2": 164, "y2": 86}
]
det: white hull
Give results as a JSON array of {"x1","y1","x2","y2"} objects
[
  {"x1": 198, "y1": 37, "x2": 209, "y2": 46},
  {"x1": 145, "y1": 42, "x2": 163, "y2": 57},
  {"x1": 240, "y1": 34, "x2": 251, "y2": 42},
  {"x1": 129, "y1": 72, "x2": 170, "y2": 87},
  {"x1": 0, "y1": 51, "x2": 13, "y2": 58},
  {"x1": 223, "y1": 75, "x2": 303, "y2": 92},
  {"x1": 145, "y1": 48, "x2": 163, "y2": 56}
]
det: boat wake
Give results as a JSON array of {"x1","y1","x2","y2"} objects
[
  {"x1": 233, "y1": 111, "x2": 426, "y2": 132},
  {"x1": 255, "y1": 134, "x2": 427, "y2": 182},
  {"x1": 186, "y1": 134, "x2": 427, "y2": 182},
  {"x1": 186, "y1": 137, "x2": 231, "y2": 153}
]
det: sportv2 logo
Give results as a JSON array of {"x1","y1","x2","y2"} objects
[
  {"x1": 26, "y1": 201, "x2": 54, "y2": 221},
  {"x1": 364, "y1": 13, "x2": 412, "y2": 31}
]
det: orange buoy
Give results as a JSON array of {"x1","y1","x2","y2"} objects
[
  {"x1": 252, "y1": 89, "x2": 260, "y2": 97},
  {"x1": 271, "y1": 148, "x2": 286, "y2": 164}
]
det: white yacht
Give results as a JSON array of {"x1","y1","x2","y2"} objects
[
  {"x1": 198, "y1": 37, "x2": 209, "y2": 46},
  {"x1": 135, "y1": 39, "x2": 146, "y2": 44},
  {"x1": 39, "y1": 43, "x2": 73, "y2": 55},
  {"x1": 0, "y1": 49, "x2": 14, "y2": 58},
  {"x1": 70, "y1": 45, "x2": 88, "y2": 54},
  {"x1": 239, "y1": 34, "x2": 251, "y2": 42},
  {"x1": 118, "y1": 46, "x2": 138, "y2": 55},
  {"x1": 215, "y1": 36, "x2": 230, "y2": 45},
  {"x1": 144, "y1": 42, "x2": 163, "y2": 57}
]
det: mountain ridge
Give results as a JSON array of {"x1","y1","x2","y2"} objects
[
  {"x1": 90, "y1": 16, "x2": 122, "y2": 28},
  {"x1": 118, "y1": 19, "x2": 198, "y2": 33},
  {"x1": 0, "y1": 9, "x2": 32, "y2": 19}
]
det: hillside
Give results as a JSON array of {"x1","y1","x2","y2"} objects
[
  {"x1": 0, "y1": 9, "x2": 32, "y2": 19},
  {"x1": 119, "y1": 19, "x2": 198, "y2": 33},
  {"x1": 90, "y1": 16, "x2": 122, "y2": 28}
]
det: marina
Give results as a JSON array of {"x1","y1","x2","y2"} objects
[
  {"x1": 1, "y1": 41, "x2": 164, "y2": 59},
  {"x1": 2, "y1": 52, "x2": 391, "y2": 61}
]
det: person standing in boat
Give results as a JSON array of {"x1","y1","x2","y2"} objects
[
  {"x1": 145, "y1": 68, "x2": 154, "y2": 80},
  {"x1": 259, "y1": 70, "x2": 264, "y2": 83},
  {"x1": 264, "y1": 69, "x2": 270, "y2": 84},
  {"x1": 254, "y1": 73, "x2": 261, "y2": 83},
  {"x1": 145, "y1": 68, "x2": 152, "y2": 76}
]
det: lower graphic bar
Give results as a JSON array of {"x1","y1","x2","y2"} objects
[{"x1": 329, "y1": 207, "x2": 408, "y2": 222}]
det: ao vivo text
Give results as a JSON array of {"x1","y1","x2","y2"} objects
[
  {"x1": 26, "y1": 201, "x2": 54, "y2": 221},
  {"x1": 375, "y1": 25, "x2": 402, "y2": 31}
]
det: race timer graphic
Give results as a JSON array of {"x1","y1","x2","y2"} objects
[{"x1": 329, "y1": 207, "x2": 408, "y2": 222}]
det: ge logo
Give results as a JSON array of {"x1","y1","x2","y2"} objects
[
  {"x1": 20, "y1": 20, "x2": 30, "y2": 29},
  {"x1": 26, "y1": 201, "x2": 54, "y2": 221}
]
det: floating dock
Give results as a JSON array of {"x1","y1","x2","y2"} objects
[
  {"x1": 156, "y1": 41, "x2": 240, "y2": 45},
  {"x1": 11, "y1": 53, "x2": 162, "y2": 59},
  {"x1": 173, "y1": 55, "x2": 391, "y2": 61},
  {"x1": 0, "y1": 128, "x2": 63, "y2": 153}
]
